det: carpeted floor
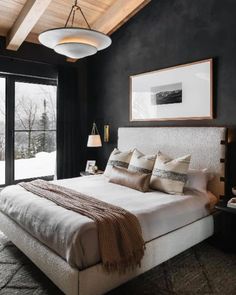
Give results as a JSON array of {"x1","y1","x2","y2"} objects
[{"x1": 0, "y1": 231, "x2": 236, "y2": 295}]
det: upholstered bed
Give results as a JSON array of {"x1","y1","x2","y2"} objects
[{"x1": 0, "y1": 127, "x2": 227, "y2": 295}]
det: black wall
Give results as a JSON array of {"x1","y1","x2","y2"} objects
[{"x1": 88, "y1": 0, "x2": 236, "y2": 179}]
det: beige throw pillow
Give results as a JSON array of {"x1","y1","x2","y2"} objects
[
  {"x1": 150, "y1": 151, "x2": 191, "y2": 194},
  {"x1": 128, "y1": 149, "x2": 156, "y2": 174},
  {"x1": 104, "y1": 148, "x2": 133, "y2": 177},
  {"x1": 185, "y1": 168, "x2": 214, "y2": 193}
]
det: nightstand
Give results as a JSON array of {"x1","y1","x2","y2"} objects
[
  {"x1": 80, "y1": 170, "x2": 103, "y2": 177},
  {"x1": 214, "y1": 199, "x2": 236, "y2": 252}
]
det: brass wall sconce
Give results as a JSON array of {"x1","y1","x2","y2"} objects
[{"x1": 104, "y1": 125, "x2": 109, "y2": 142}]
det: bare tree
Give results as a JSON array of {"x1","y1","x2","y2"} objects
[{"x1": 15, "y1": 96, "x2": 38, "y2": 157}]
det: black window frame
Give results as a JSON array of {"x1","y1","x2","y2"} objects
[{"x1": 0, "y1": 73, "x2": 57, "y2": 187}]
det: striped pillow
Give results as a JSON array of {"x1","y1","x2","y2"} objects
[
  {"x1": 128, "y1": 149, "x2": 156, "y2": 174},
  {"x1": 104, "y1": 148, "x2": 133, "y2": 177},
  {"x1": 150, "y1": 151, "x2": 191, "y2": 195}
]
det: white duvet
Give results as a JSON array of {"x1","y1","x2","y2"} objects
[{"x1": 0, "y1": 175, "x2": 217, "y2": 270}]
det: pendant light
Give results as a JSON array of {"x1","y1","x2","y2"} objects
[{"x1": 38, "y1": 0, "x2": 112, "y2": 59}]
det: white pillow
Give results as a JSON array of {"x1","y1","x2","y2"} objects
[
  {"x1": 150, "y1": 151, "x2": 191, "y2": 195},
  {"x1": 185, "y1": 168, "x2": 214, "y2": 193},
  {"x1": 128, "y1": 149, "x2": 156, "y2": 174},
  {"x1": 104, "y1": 148, "x2": 133, "y2": 177}
]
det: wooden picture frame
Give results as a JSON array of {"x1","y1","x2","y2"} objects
[{"x1": 129, "y1": 59, "x2": 213, "y2": 121}]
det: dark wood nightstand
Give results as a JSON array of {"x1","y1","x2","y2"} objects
[
  {"x1": 80, "y1": 170, "x2": 103, "y2": 177},
  {"x1": 214, "y1": 199, "x2": 236, "y2": 252}
]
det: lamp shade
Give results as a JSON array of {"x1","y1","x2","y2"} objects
[
  {"x1": 54, "y1": 42, "x2": 97, "y2": 59},
  {"x1": 87, "y1": 135, "x2": 102, "y2": 147},
  {"x1": 39, "y1": 28, "x2": 111, "y2": 59}
]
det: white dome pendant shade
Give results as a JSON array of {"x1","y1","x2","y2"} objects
[
  {"x1": 39, "y1": 28, "x2": 111, "y2": 59},
  {"x1": 38, "y1": 1, "x2": 111, "y2": 59}
]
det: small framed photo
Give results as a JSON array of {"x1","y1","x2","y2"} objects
[{"x1": 85, "y1": 160, "x2": 96, "y2": 173}]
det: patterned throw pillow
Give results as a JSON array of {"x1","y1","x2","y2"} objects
[
  {"x1": 150, "y1": 151, "x2": 191, "y2": 194},
  {"x1": 104, "y1": 148, "x2": 133, "y2": 177},
  {"x1": 128, "y1": 149, "x2": 156, "y2": 174}
]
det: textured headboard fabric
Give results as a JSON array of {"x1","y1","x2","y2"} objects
[{"x1": 118, "y1": 127, "x2": 227, "y2": 198}]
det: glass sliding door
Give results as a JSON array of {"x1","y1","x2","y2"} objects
[
  {"x1": 14, "y1": 81, "x2": 57, "y2": 180},
  {"x1": 0, "y1": 78, "x2": 5, "y2": 185},
  {"x1": 0, "y1": 75, "x2": 56, "y2": 186}
]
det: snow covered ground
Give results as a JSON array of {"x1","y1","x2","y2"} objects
[{"x1": 0, "y1": 151, "x2": 56, "y2": 184}]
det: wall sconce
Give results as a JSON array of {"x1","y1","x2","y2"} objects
[
  {"x1": 104, "y1": 125, "x2": 109, "y2": 143},
  {"x1": 87, "y1": 122, "x2": 102, "y2": 147}
]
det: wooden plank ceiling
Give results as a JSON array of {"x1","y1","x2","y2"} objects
[{"x1": 0, "y1": 0, "x2": 150, "y2": 59}]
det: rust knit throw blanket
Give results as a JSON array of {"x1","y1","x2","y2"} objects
[{"x1": 19, "y1": 179, "x2": 145, "y2": 273}]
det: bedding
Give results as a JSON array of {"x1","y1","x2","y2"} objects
[
  {"x1": 109, "y1": 166, "x2": 151, "y2": 192},
  {"x1": 150, "y1": 151, "x2": 191, "y2": 194},
  {"x1": 0, "y1": 175, "x2": 217, "y2": 270},
  {"x1": 20, "y1": 179, "x2": 145, "y2": 273}
]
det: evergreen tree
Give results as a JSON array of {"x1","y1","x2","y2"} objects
[{"x1": 37, "y1": 99, "x2": 50, "y2": 152}]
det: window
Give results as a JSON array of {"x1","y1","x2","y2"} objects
[
  {"x1": 14, "y1": 82, "x2": 57, "y2": 180},
  {"x1": 0, "y1": 75, "x2": 57, "y2": 186}
]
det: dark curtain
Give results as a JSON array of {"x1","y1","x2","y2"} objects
[{"x1": 57, "y1": 65, "x2": 83, "y2": 179}]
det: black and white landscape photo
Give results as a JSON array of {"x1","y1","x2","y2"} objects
[{"x1": 150, "y1": 82, "x2": 182, "y2": 105}]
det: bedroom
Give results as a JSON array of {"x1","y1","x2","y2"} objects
[{"x1": 0, "y1": 0, "x2": 236, "y2": 294}]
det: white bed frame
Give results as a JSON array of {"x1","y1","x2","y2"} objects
[{"x1": 0, "y1": 127, "x2": 227, "y2": 295}]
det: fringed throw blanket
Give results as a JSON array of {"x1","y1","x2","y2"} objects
[{"x1": 19, "y1": 179, "x2": 145, "y2": 273}]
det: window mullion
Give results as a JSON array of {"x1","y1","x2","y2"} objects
[{"x1": 5, "y1": 76, "x2": 15, "y2": 185}]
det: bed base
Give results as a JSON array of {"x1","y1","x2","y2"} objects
[{"x1": 0, "y1": 211, "x2": 214, "y2": 295}]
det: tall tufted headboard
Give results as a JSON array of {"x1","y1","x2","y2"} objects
[{"x1": 118, "y1": 127, "x2": 227, "y2": 198}]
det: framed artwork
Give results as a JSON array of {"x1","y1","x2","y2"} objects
[
  {"x1": 130, "y1": 59, "x2": 213, "y2": 121},
  {"x1": 85, "y1": 160, "x2": 96, "y2": 173}
]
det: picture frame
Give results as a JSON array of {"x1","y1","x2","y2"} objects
[
  {"x1": 129, "y1": 59, "x2": 213, "y2": 121},
  {"x1": 85, "y1": 160, "x2": 96, "y2": 173}
]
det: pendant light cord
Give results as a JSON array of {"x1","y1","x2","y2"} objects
[
  {"x1": 91, "y1": 122, "x2": 100, "y2": 135},
  {"x1": 65, "y1": 0, "x2": 91, "y2": 29},
  {"x1": 78, "y1": 6, "x2": 91, "y2": 29}
]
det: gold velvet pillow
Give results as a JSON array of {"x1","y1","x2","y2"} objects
[{"x1": 109, "y1": 166, "x2": 151, "y2": 192}]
